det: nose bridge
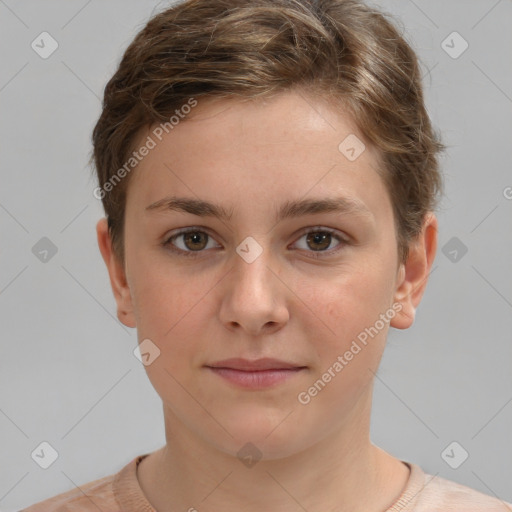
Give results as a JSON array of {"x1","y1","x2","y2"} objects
[
  {"x1": 217, "y1": 235, "x2": 287, "y2": 332},
  {"x1": 217, "y1": 221, "x2": 294, "y2": 334},
  {"x1": 232, "y1": 238, "x2": 275, "y2": 297}
]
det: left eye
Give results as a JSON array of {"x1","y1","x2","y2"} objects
[{"x1": 293, "y1": 228, "x2": 346, "y2": 255}]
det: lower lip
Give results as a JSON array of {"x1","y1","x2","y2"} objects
[{"x1": 206, "y1": 367, "x2": 305, "y2": 389}]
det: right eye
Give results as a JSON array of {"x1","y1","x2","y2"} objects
[{"x1": 162, "y1": 227, "x2": 221, "y2": 258}]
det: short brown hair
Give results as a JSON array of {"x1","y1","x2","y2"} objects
[{"x1": 91, "y1": 0, "x2": 446, "y2": 266}]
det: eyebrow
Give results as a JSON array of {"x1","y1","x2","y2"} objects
[{"x1": 145, "y1": 195, "x2": 373, "y2": 223}]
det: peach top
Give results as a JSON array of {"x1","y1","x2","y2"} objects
[{"x1": 21, "y1": 453, "x2": 511, "y2": 511}]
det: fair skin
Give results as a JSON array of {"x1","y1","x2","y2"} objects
[{"x1": 97, "y1": 90, "x2": 437, "y2": 512}]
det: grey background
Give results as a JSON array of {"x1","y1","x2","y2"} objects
[{"x1": 0, "y1": 0, "x2": 511, "y2": 510}]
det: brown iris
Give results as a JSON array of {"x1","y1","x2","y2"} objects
[
  {"x1": 183, "y1": 231, "x2": 208, "y2": 251},
  {"x1": 306, "y1": 232, "x2": 331, "y2": 251}
]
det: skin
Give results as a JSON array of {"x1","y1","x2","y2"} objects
[{"x1": 97, "y1": 89, "x2": 437, "y2": 512}]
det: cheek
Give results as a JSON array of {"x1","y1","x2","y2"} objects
[
  {"x1": 294, "y1": 276, "x2": 391, "y2": 419},
  {"x1": 293, "y1": 265, "x2": 395, "y2": 397},
  {"x1": 131, "y1": 267, "x2": 212, "y2": 403},
  {"x1": 129, "y1": 248, "x2": 199, "y2": 332},
  {"x1": 129, "y1": 258, "x2": 217, "y2": 368},
  {"x1": 299, "y1": 266, "x2": 392, "y2": 340}
]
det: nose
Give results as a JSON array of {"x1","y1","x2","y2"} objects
[{"x1": 218, "y1": 246, "x2": 290, "y2": 336}]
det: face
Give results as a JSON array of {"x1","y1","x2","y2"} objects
[{"x1": 98, "y1": 90, "x2": 435, "y2": 460}]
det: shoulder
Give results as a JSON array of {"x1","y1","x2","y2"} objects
[
  {"x1": 21, "y1": 453, "x2": 154, "y2": 512},
  {"x1": 410, "y1": 464, "x2": 512, "y2": 511},
  {"x1": 20, "y1": 471, "x2": 119, "y2": 512}
]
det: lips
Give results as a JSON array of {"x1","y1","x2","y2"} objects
[
  {"x1": 205, "y1": 358, "x2": 307, "y2": 389},
  {"x1": 205, "y1": 357, "x2": 306, "y2": 371}
]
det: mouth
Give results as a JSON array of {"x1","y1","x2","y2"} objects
[{"x1": 205, "y1": 358, "x2": 307, "y2": 389}]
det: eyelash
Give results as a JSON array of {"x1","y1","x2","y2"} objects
[{"x1": 162, "y1": 226, "x2": 349, "y2": 260}]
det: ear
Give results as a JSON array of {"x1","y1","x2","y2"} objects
[
  {"x1": 390, "y1": 212, "x2": 438, "y2": 329},
  {"x1": 96, "y1": 218, "x2": 136, "y2": 328}
]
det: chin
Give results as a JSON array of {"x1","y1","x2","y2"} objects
[{"x1": 208, "y1": 410, "x2": 311, "y2": 460}]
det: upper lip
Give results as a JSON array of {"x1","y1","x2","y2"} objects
[{"x1": 206, "y1": 358, "x2": 306, "y2": 371}]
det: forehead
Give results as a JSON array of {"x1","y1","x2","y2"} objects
[{"x1": 126, "y1": 90, "x2": 391, "y2": 225}]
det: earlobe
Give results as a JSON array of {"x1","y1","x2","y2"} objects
[
  {"x1": 96, "y1": 218, "x2": 137, "y2": 328},
  {"x1": 390, "y1": 213, "x2": 438, "y2": 330}
]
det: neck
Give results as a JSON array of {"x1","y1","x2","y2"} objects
[{"x1": 137, "y1": 390, "x2": 409, "y2": 512}]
